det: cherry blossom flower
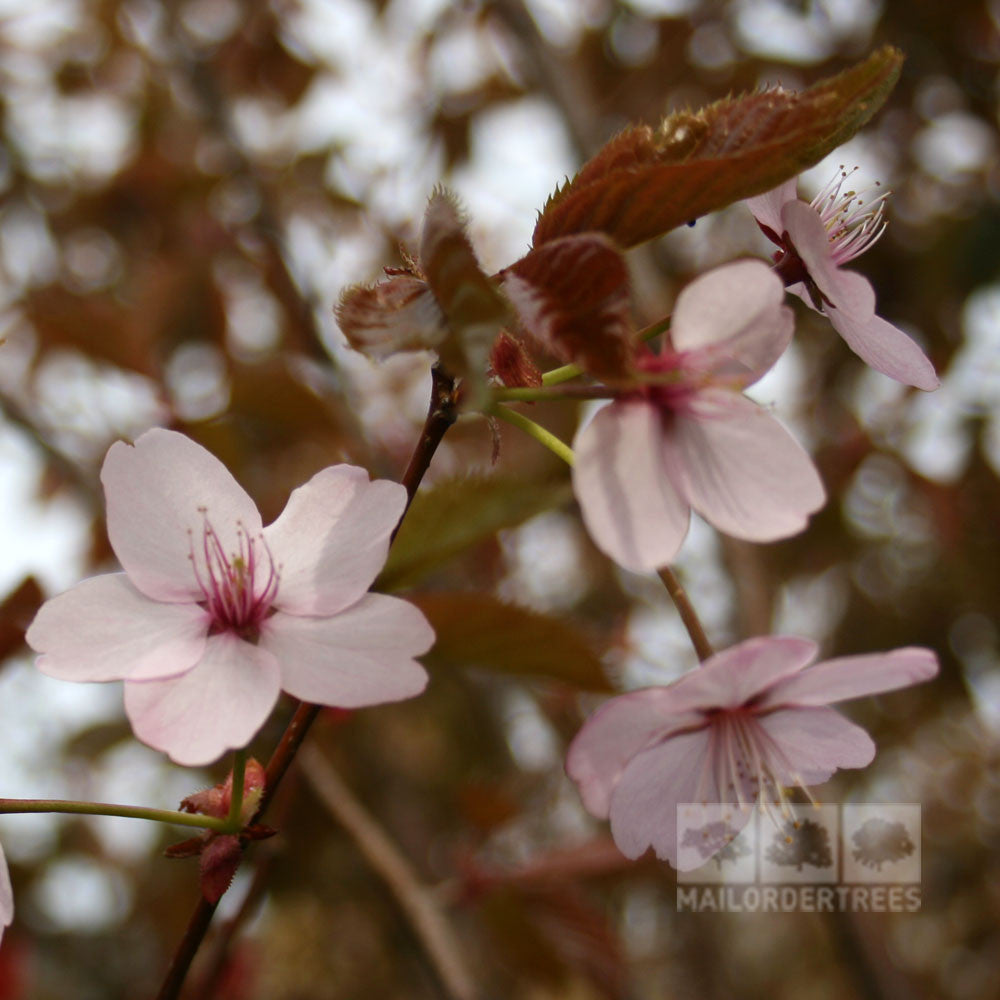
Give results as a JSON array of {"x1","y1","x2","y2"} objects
[
  {"x1": 747, "y1": 170, "x2": 939, "y2": 391},
  {"x1": 572, "y1": 259, "x2": 825, "y2": 574},
  {"x1": 26, "y1": 429, "x2": 434, "y2": 767},
  {"x1": 0, "y1": 843, "x2": 11, "y2": 944},
  {"x1": 566, "y1": 636, "x2": 938, "y2": 869}
]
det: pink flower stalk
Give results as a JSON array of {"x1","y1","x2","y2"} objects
[
  {"x1": 747, "y1": 170, "x2": 939, "y2": 391},
  {"x1": 572, "y1": 259, "x2": 825, "y2": 574},
  {"x1": 26, "y1": 429, "x2": 434, "y2": 767},
  {"x1": 566, "y1": 636, "x2": 938, "y2": 869}
]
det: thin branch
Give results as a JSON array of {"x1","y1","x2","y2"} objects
[
  {"x1": 300, "y1": 745, "x2": 478, "y2": 1000},
  {"x1": 657, "y1": 567, "x2": 714, "y2": 662},
  {"x1": 398, "y1": 365, "x2": 459, "y2": 519},
  {"x1": 155, "y1": 899, "x2": 219, "y2": 1000}
]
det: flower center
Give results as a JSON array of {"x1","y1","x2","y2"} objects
[
  {"x1": 633, "y1": 348, "x2": 712, "y2": 411},
  {"x1": 810, "y1": 165, "x2": 888, "y2": 267},
  {"x1": 696, "y1": 709, "x2": 814, "y2": 824},
  {"x1": 188, "y1": 511, "x2": 279, "y2": 639}
]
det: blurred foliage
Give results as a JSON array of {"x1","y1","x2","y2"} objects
[{"x1": 0, "y1": 1, "x2": 998, "y2": 998}]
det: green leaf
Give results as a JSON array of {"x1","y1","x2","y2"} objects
[
  {"x1": 380, "y1": 475, "x2": 571, "y2": 591},
  {"x1": 412, "y1": 592, "x2": 612, "y2": 691},
  {"x1": 532, "y1": 46, "x2": 904, "y2": 249}
]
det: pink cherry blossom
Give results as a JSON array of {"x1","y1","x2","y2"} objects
[
  {"x1": 0, "y1": 842, "x2": 11, "y2": 945},
  {"x1": 566, "y1": 636, "x2": 938, "y2": 869},
  {"x1": 572, "y1": 259, "x2": 825, "y2": 574},
  {"x1": 747, "y1": 170, "x2": 939, "y2": 391},
  {"x1": 26, "y1": 429, "x2": 434, "y2": 767}
]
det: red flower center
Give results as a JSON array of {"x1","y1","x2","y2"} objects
[{"x1": 188, "y1": 512, "x2": 279, "y2": 639}]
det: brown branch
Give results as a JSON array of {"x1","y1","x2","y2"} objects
[
  {"x1": 154, "y1": 899, "x2": 219, "y2": 1000},
  {"x1": 300, "y1": 745, "x2": 478, "y2": 1000},
  {"x1": 398, "y1": 364, "x2": 459, "y2": 518},
  {"x1": 153, "y1": 364, "x2": 458, "y2": 1000}
]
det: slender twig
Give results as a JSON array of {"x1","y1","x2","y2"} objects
[
  {"x1": 155, "y1": 899, "x2": 219, "y2": 1000},
  {"x1": 657, "y1": 567, "x2": 714, "y2": 662},
  {"x1": 398, "y1": 365, "x2": 459, "y2": 518},
  {"x1": 300, "y1": 745, "x2": 477, "y2": 1000},
  {"x1": 154, "y1": 361, "x2": 460, "y2": 1000},
  {"x1": 257, "y1": 702, "x2": 321, "y2": 821}
]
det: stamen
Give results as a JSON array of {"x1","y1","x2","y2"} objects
[
  {"x1": 810, "y1": 166, "x2": 890, "y2": 266},
  {"x1": 189, "y1": 512, "x2": 280, "y2": 634}
]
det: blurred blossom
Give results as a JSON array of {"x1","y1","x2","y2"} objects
[
  {"x1": 773, "y1": 567, "x2": 849, "y2": 640},
  {"x1": 499, "y1": 511, "x2": 589, "y2": 612},
  {"x1": 165, "y1": 342, "x2": 230, "y2": 421},
  {"x1": 732, "y1": 0, "x2": 880, "y2": 63},
  {"x1": 31, "y1": 855, "x2": 131, "y2": 932},
  {"x1": 914, "y1": 112, "x2": 997, "y2": 182}
]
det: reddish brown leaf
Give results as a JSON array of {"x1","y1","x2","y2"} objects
[
  {"x1": 419, "y1": 188, "x2": 511, "y2": 382},
  {"x1": 200, "y1": 834, "x2": 243, "y2": 903},
  {"x1": 337, "y1": 190, "x2": 510, "y2": 389},
  {"x1": 181, "y1": 758, "x2": 266, "y2": 823},
  {"x1": 336, "y1": 272, "x2": 445, "y2": 359},
  {"x1": 501, "y1": 234, "x2": 633, "y2": 379},
  {"x1": 489, "y1": 331, "x2": 543, "y2": 389},
  {"x1": 532, "y1": 46, "x2": 904, "y2": 249}
]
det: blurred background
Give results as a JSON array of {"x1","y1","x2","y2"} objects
[{"x1": 0, "y1": 0, "x2": 997, "y2": 997}]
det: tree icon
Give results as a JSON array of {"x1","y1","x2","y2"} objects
[
  {"x1": 680, "y1": 819, "x2": 752, "y2": 869},
  {"x1": 851, "y1": 817, "x2": 915, "y2": 870},
  {"x1": 765, "y1": 817, "x2": 834, "y2": 871}
]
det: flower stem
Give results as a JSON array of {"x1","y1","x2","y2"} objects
[
  {"x1": 493, "y1": 384, "x2": 616, "y2": 403},
  {"x1": 656, "y1": 567, "x2": 715, "y2": 662},
  {"x1": 490, "y1": 404, "x2": 575, "y2": 466},
  {"x1": 227, "y1": 749, "x2": 247, "y2": 829},
  {"x1": 0, "y1": 799, "x2": 232, "y2": 832}
]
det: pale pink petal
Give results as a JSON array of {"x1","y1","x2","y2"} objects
[
  {"x1": 670, "y1": 636, "x2": 819, "y2": 711},
  {"x1": 264, "y1": 466, "x2": 406, "y2": 616},
  {"x1": 816, "y1": 263, "x2": 876, "y2": 317},
  {"x1": 755, "y1": 706, "x2": 876, "y2": 785},
  {"x1": 566, "y1": 688, "x2": 706, "y2": 817},
  {"x1": 761, "y1": 647, "x2": 938, "y2": 709},
  {"x1": 672, "y1": 391, "x2": 825, "y2": 542},
  {"x1": 124, "y1": 633, "x2": 281, "y2": 766},
  {"x1": 746, "y1": 178, "x2": 798, "y2": 236},
  {"x1": 27, "y1": 574, "x2": 207, "y2": 682},
  {"x1": 572, "y1": 401, "x2": 690, "y2": 573},
  {"x1": 609, "y1": 729, "x2": 754, "y2": 867},
  {"x1": 0, "y1": 840, "x2": 12, "y2": 936},
  {"x1": 102, "y1": 429, "x2": 262, "y2": 603},
  {"x1": 826, "y1": 297, "x2": 940, "y2": 391},
  {"x1": 671, "y1": 260, "x2": 786, "y2": 361},
  {"x1": 781, "y1": 201, "x2": 856, "y2": 302},
  {"x1": 259, "y1": 594, "x2": 432, "y2": 707}
]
